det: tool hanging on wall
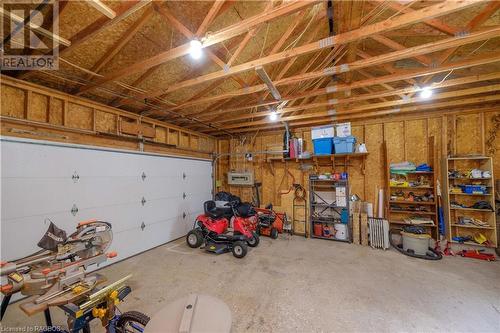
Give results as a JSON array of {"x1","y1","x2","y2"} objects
[
  {"x1": 252, "y1": 182, "x2": 262, "y2": 207},
  {"x1": 278, "y1": 162, "x2": 296, "y2": 196},
  {"x1": 293, "y1": 184, "x2": 307, "y2": 238}
]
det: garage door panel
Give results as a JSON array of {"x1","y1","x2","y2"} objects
[
  {"x1": 73, "y1": 178, "x2": 142, "y2": 208},
  {"x1": 1, "y1": 178, "x2": 76, "y2": 220},
  {"x1": 1, "y1": 213, "x2": 76, "y2": 260},
  {"x1": 1, "y1": 138, "x2": 212, "y2": 262}
]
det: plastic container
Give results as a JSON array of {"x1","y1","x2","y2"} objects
[
  {"x1": 459, "y1": 185, "x2": 487, "y2": 194},
  {"x1": 311, "y1": 125, "x2": 334, "y2": 140},
  {"x1": 341, "y1": 208, "x2": 349, "y2": 224},
  {"x1": 401, "y1": 231, "x2": 430, "y2": 256},
  {"x1": 335, "y1": 122, "x2": 351, "y2": 137},
  {"x1": 313, "y1": 223, "x2": 323, "y2": 236},
  {"x1": 334, "y1": 223, "x2": 347, "y2": 240},
  {"x1": 333, "y1": 136, "x2": 356, "y2": 154},
  {"x1": 313, "y1": 138, "x2": 333, "y2": 155}
]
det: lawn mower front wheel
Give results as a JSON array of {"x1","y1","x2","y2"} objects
[
  {"x1": 247, "y1": 231, "x2": 260, "y2": 247},
  {"x1": 270, "y1": 228, "x2": 279, "y2": 239},
  {"x1": 232, "y1": 241, "x2": 248, "y2": 258},
  {"x1": 186, "y1": 229, "x2": 204, "y2": 248}
]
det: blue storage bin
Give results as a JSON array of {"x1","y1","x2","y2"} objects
[
  {"x1": 313, "y1": 138, "x2": 333, "y2": 155},
  {"x1": 459, "y1": 185, "x2": 487, "y2": 194},
  {"x1": 333, "y1": 136, "x2": 356, "y2": 154}
]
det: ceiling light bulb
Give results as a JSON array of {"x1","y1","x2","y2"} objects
[
  {"x1": 269, "y1": 111, "x2": 278, "y2": 121},
  {"x1": 189, "y1": 40, "x2": 203, "y2": 60},
  {"x1": 420, "y1": 87, "x2": 433, "y2": 99}
]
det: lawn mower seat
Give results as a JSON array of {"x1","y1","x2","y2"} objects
[{"x1": 204, "y1": 200, "x2": 224, "y2": 219}]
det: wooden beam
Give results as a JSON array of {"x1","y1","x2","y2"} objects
[
  {"x1": 61, "y1": 0, "x2": 148, "y2": 56},
  {"x1": 87, "y1": 0, "x2": 116, "y2": 19},
  {"x1": 414, "y1": 1, "x2": 500, "y2": 94},
  {"x1": 213, "y1": 84, "x2": 500, "y2": 130},
  {"x1": 382, "y1": 0, "x2": 459, "y2": 35},
  {"x1": 220, "y1": 93, "x2": 500, "y2": 134},
  {"x1": 18, "y1": 0, "x2": 148, "y2": 80},
  {"x1": 164, "y1": 25, "x2": 499, "y2": 112},
  {"x1": 371, "y1": 34, "x2": 432, "y2": 66},
  {"x1": 171, "y1": 4, "x2": 314, "y2": 120},
  {"x1": 110, "y1": 66, "x2": 157, "y2": 106},
  {"x1": 0, "y1": 6, "x2": 71, "y2": 46},
  {"x1": 465, "y1": 1, "x2": 500, "y2": 31},
  {"x1": 196, "y1": 0, "x2": 227, "y2": 37},
  {"x1": 153, "y1": 3, "x2": 250, "y2": 87},
  {"x1": 75, "y1": 6, "x2": 154, "y2": 95},
  {"x1": 198, "y1": 55, "x2": 500, "y2": 122},
  {"x1": 109, "y1": 0, "x2": 483, "y2": 103},
  {"x1": 78, "y1": 0, "x2": 319, "y2": 93}
]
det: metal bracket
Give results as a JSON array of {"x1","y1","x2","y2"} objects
[
  {"x1": 72, "y1": 172, "x2": 80, "y2": 183},
  {"x1": 141, "y1": 172, "x2": 147, "y2": 181},
  {"x1": 140, "y1": 222, "x2": 146, "y2": 231},
  {"x1": 141, "y1": 197, "x2": 146, "y2": 206},
  {"x1": 183, "y1": 192, "x2": 187, "y2": 199},
  {"x1": 71, "y1": 204, "x2": 78, "y2": 216}
]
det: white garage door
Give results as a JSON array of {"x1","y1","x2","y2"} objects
[{"x1": 0, "y1": 137, "x2": 213, "y2": 264}]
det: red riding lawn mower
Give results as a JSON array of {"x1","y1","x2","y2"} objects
[{"x1": 186, "y1": 200, "x2": 259, "y2": 258}]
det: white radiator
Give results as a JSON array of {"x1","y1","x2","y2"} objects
[{"x1": 368, "y1": 218, "x2": 390, "y2": 250}]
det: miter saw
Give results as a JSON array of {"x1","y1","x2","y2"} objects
[{"x1": 0, "y1": 219, "x2": 115, "y2": 320}]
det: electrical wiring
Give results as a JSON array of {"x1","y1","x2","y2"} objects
[{"x1": 431, "y1": 38, "x2": 491, "y2": 87}]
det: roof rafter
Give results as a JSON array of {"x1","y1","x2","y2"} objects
[
  {"x1": 196, "y1": 0, "x2": 227, "y2": 37},
  {"x1": 218, "y1": 92, "x2": 500, "y2": 134},
  {"x1": 194, "y1": 53, "x2": 500, "y2": 128},
  {"x1": 111, "y1": 0, "x2": 483, "y2": 106},
  {"x1": 74, "y1": 5, "x2": 154, "y2": 95},
  {"x1": 163, "y1": 24, "x2": 499, "y2": 113},
  {"x1": 209, "y1": 73, "x2": 500, "y2": 126},
  {"x1": 77, "y1": 0, "x2": 319, "y2": 93}
]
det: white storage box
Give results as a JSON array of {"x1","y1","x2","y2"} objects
[
  {"x1": 311, "y1": 125, "x2": 334, "y2": 140},
  {"x1": 335, "y1": 122, "x2": 351, "y2": 137}
]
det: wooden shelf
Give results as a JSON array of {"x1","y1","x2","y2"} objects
[
  {"x1": 390, "y1": 186, "x2": 433, "y2": 189},
  {"x1": 450, "y1": 224, "x2": 494, "y2": 229},
  {"x1": 449, "y1": 192, "x2": 491, "y2": 196},
  {"x1": 444, "y1": 156, "x2": 497, "y2": 248},
  {"x1": 450, "y1": 207, "x2": 494, "y2": 212},
  {"x1": 449, "y1": 177, "x2": 492, "y2": 180},
  {"x1": 312, "y1": 152, "x2": 369, "y2": 158},
  {"x1": 391, "y1": 171, "x2": 433, "y2": 174},
  {"x1": 389, "y1": 210, "x2": 435, "y2": 215},
  {"x1": 448, "y1": 156, "x2": 491, "y2": 160},
  {"x1": 389, "y1": 220, "x2": 436, "y2": 227},
  {"x1": 389, "y1": 200, "x2": 435, "y2": 205},
  {"x1": 384, "y1": 138, "x2": 439, "y2": 240}
]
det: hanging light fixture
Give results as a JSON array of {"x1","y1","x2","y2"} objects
[
  {"x1": 269, "y1": 111, "x2": 278, "y2": 121},
  {"x1": 420, "y1": 86, "x2": 433, "y2": 99},
  {"x1": 189, "y1": 39, "x2": 203, "y2": 60}
]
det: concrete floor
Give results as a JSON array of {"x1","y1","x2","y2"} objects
[{"x1": 2, "y1": 236, "x2": 500, "y2": 332}]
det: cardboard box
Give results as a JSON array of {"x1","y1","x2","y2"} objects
[
  {"x1": 311, "y1": 125, "x2": 334, "y2": 140},
  {"x1": 335, "y1": 122, "x2": 351, "y2": 137}
]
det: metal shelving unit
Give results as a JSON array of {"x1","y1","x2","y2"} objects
[{"x1": 309, "y1": 176, "x2": 351, "y2": 243}]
